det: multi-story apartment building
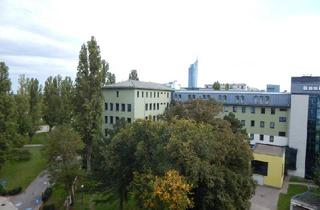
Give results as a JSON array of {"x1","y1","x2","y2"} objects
[
  {"x1": 102, "y1": 80, "x2": 173, "y2": 134},
  {"x1": 173, "y1": 76, "x2": 320, "y2": 188},
  {"x1": 188, "y1": 59, "x2": 198, "y2": 89}
]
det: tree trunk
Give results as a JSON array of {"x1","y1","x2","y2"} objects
[
  {"x1": 86, "y1": 144, "x2": 92, "y2": 173},
  {"x1": 119, "y1": 195, "x2": 123, "y2": 210}
]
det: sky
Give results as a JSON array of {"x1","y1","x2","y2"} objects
[{"x1": 1, "y1": 0, "x2": 320, "y2": 92}]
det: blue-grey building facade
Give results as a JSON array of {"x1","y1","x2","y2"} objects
[{"x1": 188, "y1": 59, "x2": 198, "y2": 89}]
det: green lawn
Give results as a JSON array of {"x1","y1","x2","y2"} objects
[
  {"x1": 0, "y1": 147, "x2": 46, "y2": 190},
  {"x1": 23, "y1": 132, "x2": 50, "y2": 145},
  {"x1": 289, "y1": 176, "x2": 314, "y2": 184},
  {"x1": 277, "y1": 184, "x2": 308, "y2": 210}
]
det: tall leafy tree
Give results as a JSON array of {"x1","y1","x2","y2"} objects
[
  {"x1": 43, "y1": 75, "x2": 74, "y2": 131},
  {"x1": 45, "y1": 125, "x2": 84, "y2": 204},
  {"x1": 106, "y1": 72, "x2": 116, "y2": 84},
  {"x1": 15, "y1": 75, "x2": 31, "y2": 136},
  {"x1": 74, "y1": 36, "x2": 107, "y2": 173},
  {"x1": 0, "y1": 62, "x2": 17, "y2": 169},
  {"x1": 212, "y1": 81, "x2": 220, "y2": 90},
  {"x1": 26, "y1": 78, "x2": 42, "y2": 142},
  {"x1": 129, "y1": 69, "x2": 139, "y2": 81}
]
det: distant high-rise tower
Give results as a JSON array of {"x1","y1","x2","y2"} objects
[{"x1": 188, "y1": 59, "x2": 198, "y2": 88}]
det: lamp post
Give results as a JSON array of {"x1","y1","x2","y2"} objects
[{"x1": 81, "y1": 184, "x2": 84, "y2": 205}]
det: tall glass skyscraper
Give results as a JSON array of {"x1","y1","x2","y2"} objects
[{"x1": 188, "y1": 59, "x2": 198, "y2": 88}]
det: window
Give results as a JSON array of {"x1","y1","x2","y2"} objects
[
  {"x1": 110, "y1": 116, "x2": 114, "y2": 124},
  {"x1": 105, "y1": 129, "x2": 108, "y2": 136},
  {"x1": 167, "y1": 93, "x2": 169, "y2": 98},
  {"x1": 142, "y1": 91, "x2": 144, "y2": 98},
  {"x1": 303, "y1": 85, "x2": 308, "y2": 90},
  {"x1": 104, "y1": 116, "x2": 108, "y2": 124},
  {"x1": 224, "y1": 106, "x2": 228, "y2": 112},
  {"x1": 254, "y1": 96, "x2": 258, "y2": 104},
  {"x1": 259, "y1": 134, "x2": 264, "y2": 141},
  {"x1": 157, "y1": 103, "x2": 159, "y2": 110},
  {"x1": 260, "y1": 121, "x2": 265, "y2": 128},
  {"x1": 127, "y1": 118, "x2": 131, "y2": 123},
  {"x1": 145, "y1": 103, "x2": 148, "y2": 111},
  {"x1": 280, "y1": 108, "x2": 287, "y2": 111},
  {"x1": 179, "y1": 94, "x2": 181, "y2": 99},
  {"x1": 249, "y1": 133, "x2": 254, "y2": 140},
  {"x1": 116, "y1": 91, "x2": 119, "y2": 97},
  {"x1": 149, "y1": 103, "x2": 152, "y2": 110},
  {"x1": 233, "y1": 106, "x2": 237, "y2": 113},
  {"x1": 203, "y1": 95, "x2": 206, "y2": 99},
  {"x1": 279, "y1": 131, "x2": 286, "y2": 137},
  {"x1": 241, "y1": 95, "x2": 245, "y2": 103},
  {"x1": 269, "y1": 136, "x2": 274, "y2": 142},
  {"x1": 167, "y1": 103, "x2": 169, "y2": 108},
  {"x1": 251, "y1": 120, "x2": 255, "y2": 127},
  {"x1": 105, "y1": 103, "x2": 108, "y2": 110},
  {"x1": 157, "y1": 92, "x2": 159, "y2": 98},
  {"x1": 137, "y1": 91, "x2": 139, "y2": 98},
  {"x1": 192, "y1": 95, "x2": 195, "y2": 99},
  {"x1": 252, "y1": 160, "x2": 268, "y2": 176},
  {"x1": 110, "y1": 103, "x2": 113, "y2": 111},
  {"x1": 251, "y1": 107, "x2": 255, "y2": 114},
  {"x1": 116, "y1": 103, "x2": 119, "y2": 111},
  {"x1": 279, "y1": 117, "x2": 287, "y2": 122},
  {"x1": 271, "y1": 107, "x2": 275, "y2": 114},
  {"x1": 127, "y1": 104, "x2": 132, "y2": 112},
  {"x1": 146, "y1": 92, "x2": 148, "y2": 98},
  {"x1": 265, "y1": 96, "x2": 270, "y2": 104},
  {"x1": 260, "y1": 96, "x2": 264, "y2": 104},
  {"x1": 150, "y1": 92, "x2": 152, "y2": 98},
  {"x1": 153, "y1": 116, "x2": 156, "y2": 121},
  {"x1": 116, "y1": 117, "x2": 119, "y2": 122},
  {"x1": 235, "y1": 95, "x2": 240, "y2": 103},
  {"x1": 145, "y1": 116, "x2": 148, "y2": 120},
  {"x1": 188, "y1": 95, "x2": 191, "y2": 99},
  {"x1": 121, "y1": 104, "x2": 125, "y2": 112},
  {"x1": 223, "y1": 95, "x2": 227, "y2": 101},
  {"x1": 241, "y1": 120, "x2": 245, "y2": 126},
  {"x1": 219, "y1": 95, "x2": 222, "y2": 100},
  {"x1": 270, "y1": 122, "x2": 275, "y2": 129},
  {"x1": 261, "y1": 107, "x2": 265, "y2": 114},
  {"x1": 153, "y1": 103, "x2": 156, "y2": 110},
  {"x1": 242, "y1": 106, "x2": 246, "y2": 113}
]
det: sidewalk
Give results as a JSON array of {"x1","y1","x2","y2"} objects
[{"x1": 0, "y1": 197, "x2": 17, "y2": 210}]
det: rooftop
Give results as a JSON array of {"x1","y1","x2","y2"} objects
[
  {"x1": 292, "y1": 191, "x2": 320, "y2": 209},
  {"x1": 253, "y1": 144, "x2": 285, "y2": 157},
  {"x1": 102, "y1": 80, "x2": 174, "y2": 91}
]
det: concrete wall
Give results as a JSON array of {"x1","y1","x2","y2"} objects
[
  {"x1": 253, "y1": 152, "x2": 285, "y2": 188},
  {"x1": 288, "y1": 94, "x2": 309, "y2": 177}
]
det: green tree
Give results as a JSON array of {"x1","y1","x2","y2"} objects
[
  {"x1": 223, "y1": 112, "x2": 247, "y2": 134},
  {"x1": 45, "y1": 125, "x2": 84, "y2": 204},
  {"x1": 212, "y1": 81, "x2": 220, "y2": 90},
  {"x1": 0, "y1": 62, "x2": 17, "y2": 169},
  {"x1": 74, "y1": 36, "x2": 107, "y2": 173},
  {"x1": 129, "y1": 69, "x2": 139, "y2": 81},
  {"x1": 106, "y1": 72, "x2": 116, "y2": 84},
  {"x1": 43, "y1": 75, "x2": 74, "y2": 131},
  {"x1": 26, "y1": 78, "x2": 42, "y2": 143},
  {"x1": 225, "y1": 83, "x2": 230, "y2": 90},
  {"x1": 15, "y1": 75, "x2": 31, "y2": 136}
]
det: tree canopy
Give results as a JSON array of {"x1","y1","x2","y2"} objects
[{"x1": 129, "y1": 69, "x2": 139, "y2": 81}]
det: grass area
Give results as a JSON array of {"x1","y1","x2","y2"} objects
[
  {"x1": 44, "y1": 185, "x2": 68, "y2": 209},
  {"x1": 23, "y1": 132, "x2": 50, "y2": 145},
  {"x1": 277, "y1": 184, "x2": 308, "y2": 210},
  {"x1": 289, "y1": 176, "x2": 314, "y2": 184},
  {"x1": 0, "y1": 147, "x2": 46, "y2": 190}
]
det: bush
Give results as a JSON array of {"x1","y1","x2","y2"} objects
[
  {"x1": 42, "y1": 204, "x2": 55, "y2": 210},
  {"x1": 10, "y1": 148, "x2": 31, "y2": 161},
  {"x1": 0, "y1": 186, "x2": 22, "y2": 196},
  {"x1": 42, "y1": 187, "x2": 53, "y2": 202}
]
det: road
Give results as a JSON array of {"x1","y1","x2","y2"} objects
[{"x1": 9, "y1": 171, "x2": 49, "y2": 210}]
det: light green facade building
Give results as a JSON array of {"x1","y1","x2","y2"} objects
[{"x1": 102, "y1": 80, "x2": 173, "y2": 134}]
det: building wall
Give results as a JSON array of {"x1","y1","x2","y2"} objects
[
  {"x1": 223, "y1": 105, "x2": 290, "y2": 146},
  {"x1": 288, "y1": 94, "x2": 309, "y2": 177},
  {"x1": 133, "y1": 89, "x2": 171, "y2": 120},
  {"x1": 253, "y1": 152, "x2": 285, "y2": 188},
  {"x1": 102, "y1": 88, "x2": 172, "y2": 131}
]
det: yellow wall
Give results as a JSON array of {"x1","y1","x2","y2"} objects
[{"x1": 253, "y1": 152, "x2": 285, "y2": 188}]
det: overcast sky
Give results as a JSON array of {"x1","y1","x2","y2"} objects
[{"x1": 1, "y1": 0, "x2": 320, "y2": 92}]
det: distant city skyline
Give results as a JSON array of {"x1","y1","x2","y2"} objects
[{"x1": 2, "y1": 0, "x2": 320, "y2": 92}]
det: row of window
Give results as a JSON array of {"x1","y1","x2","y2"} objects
[
  {"x1": 246, "y1": 120, "x2": 286, "y2": 129},
  {"x1": 145, "y1": 103, "x2": 169, "y2": 111},
  {"x1": 249, "y1": 134, "x2": 284, "y2": 142},
  {"x1": 227, "y1": 106, "x2": 287, "y2": 115},
  {"x1": 136, "y1": 91, "x2": 170, "y2": 98},
  {"x1": 105, "y1": 116, "x2": 132, "y2": 124},
  {"x1": 105, "y1": 103, "x2": 132, "y2": 112}
]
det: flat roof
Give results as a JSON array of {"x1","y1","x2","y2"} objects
[
  {"x1": 102, "y1": 80, "x2": 173, "y2": 91},
  {"x1": 253, "y1": 144, "x2": 285, "y2": 157}
]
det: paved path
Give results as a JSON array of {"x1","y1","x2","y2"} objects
[
  {"x1": 0, "y1": 197, "x2": 17, "y2": 210},
  {"x1": 250, "y1": 176, "x2": 289, "y2": 210},
  {"x1": 9, "y1": 171, "x2": 50, "y2": 210}
]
